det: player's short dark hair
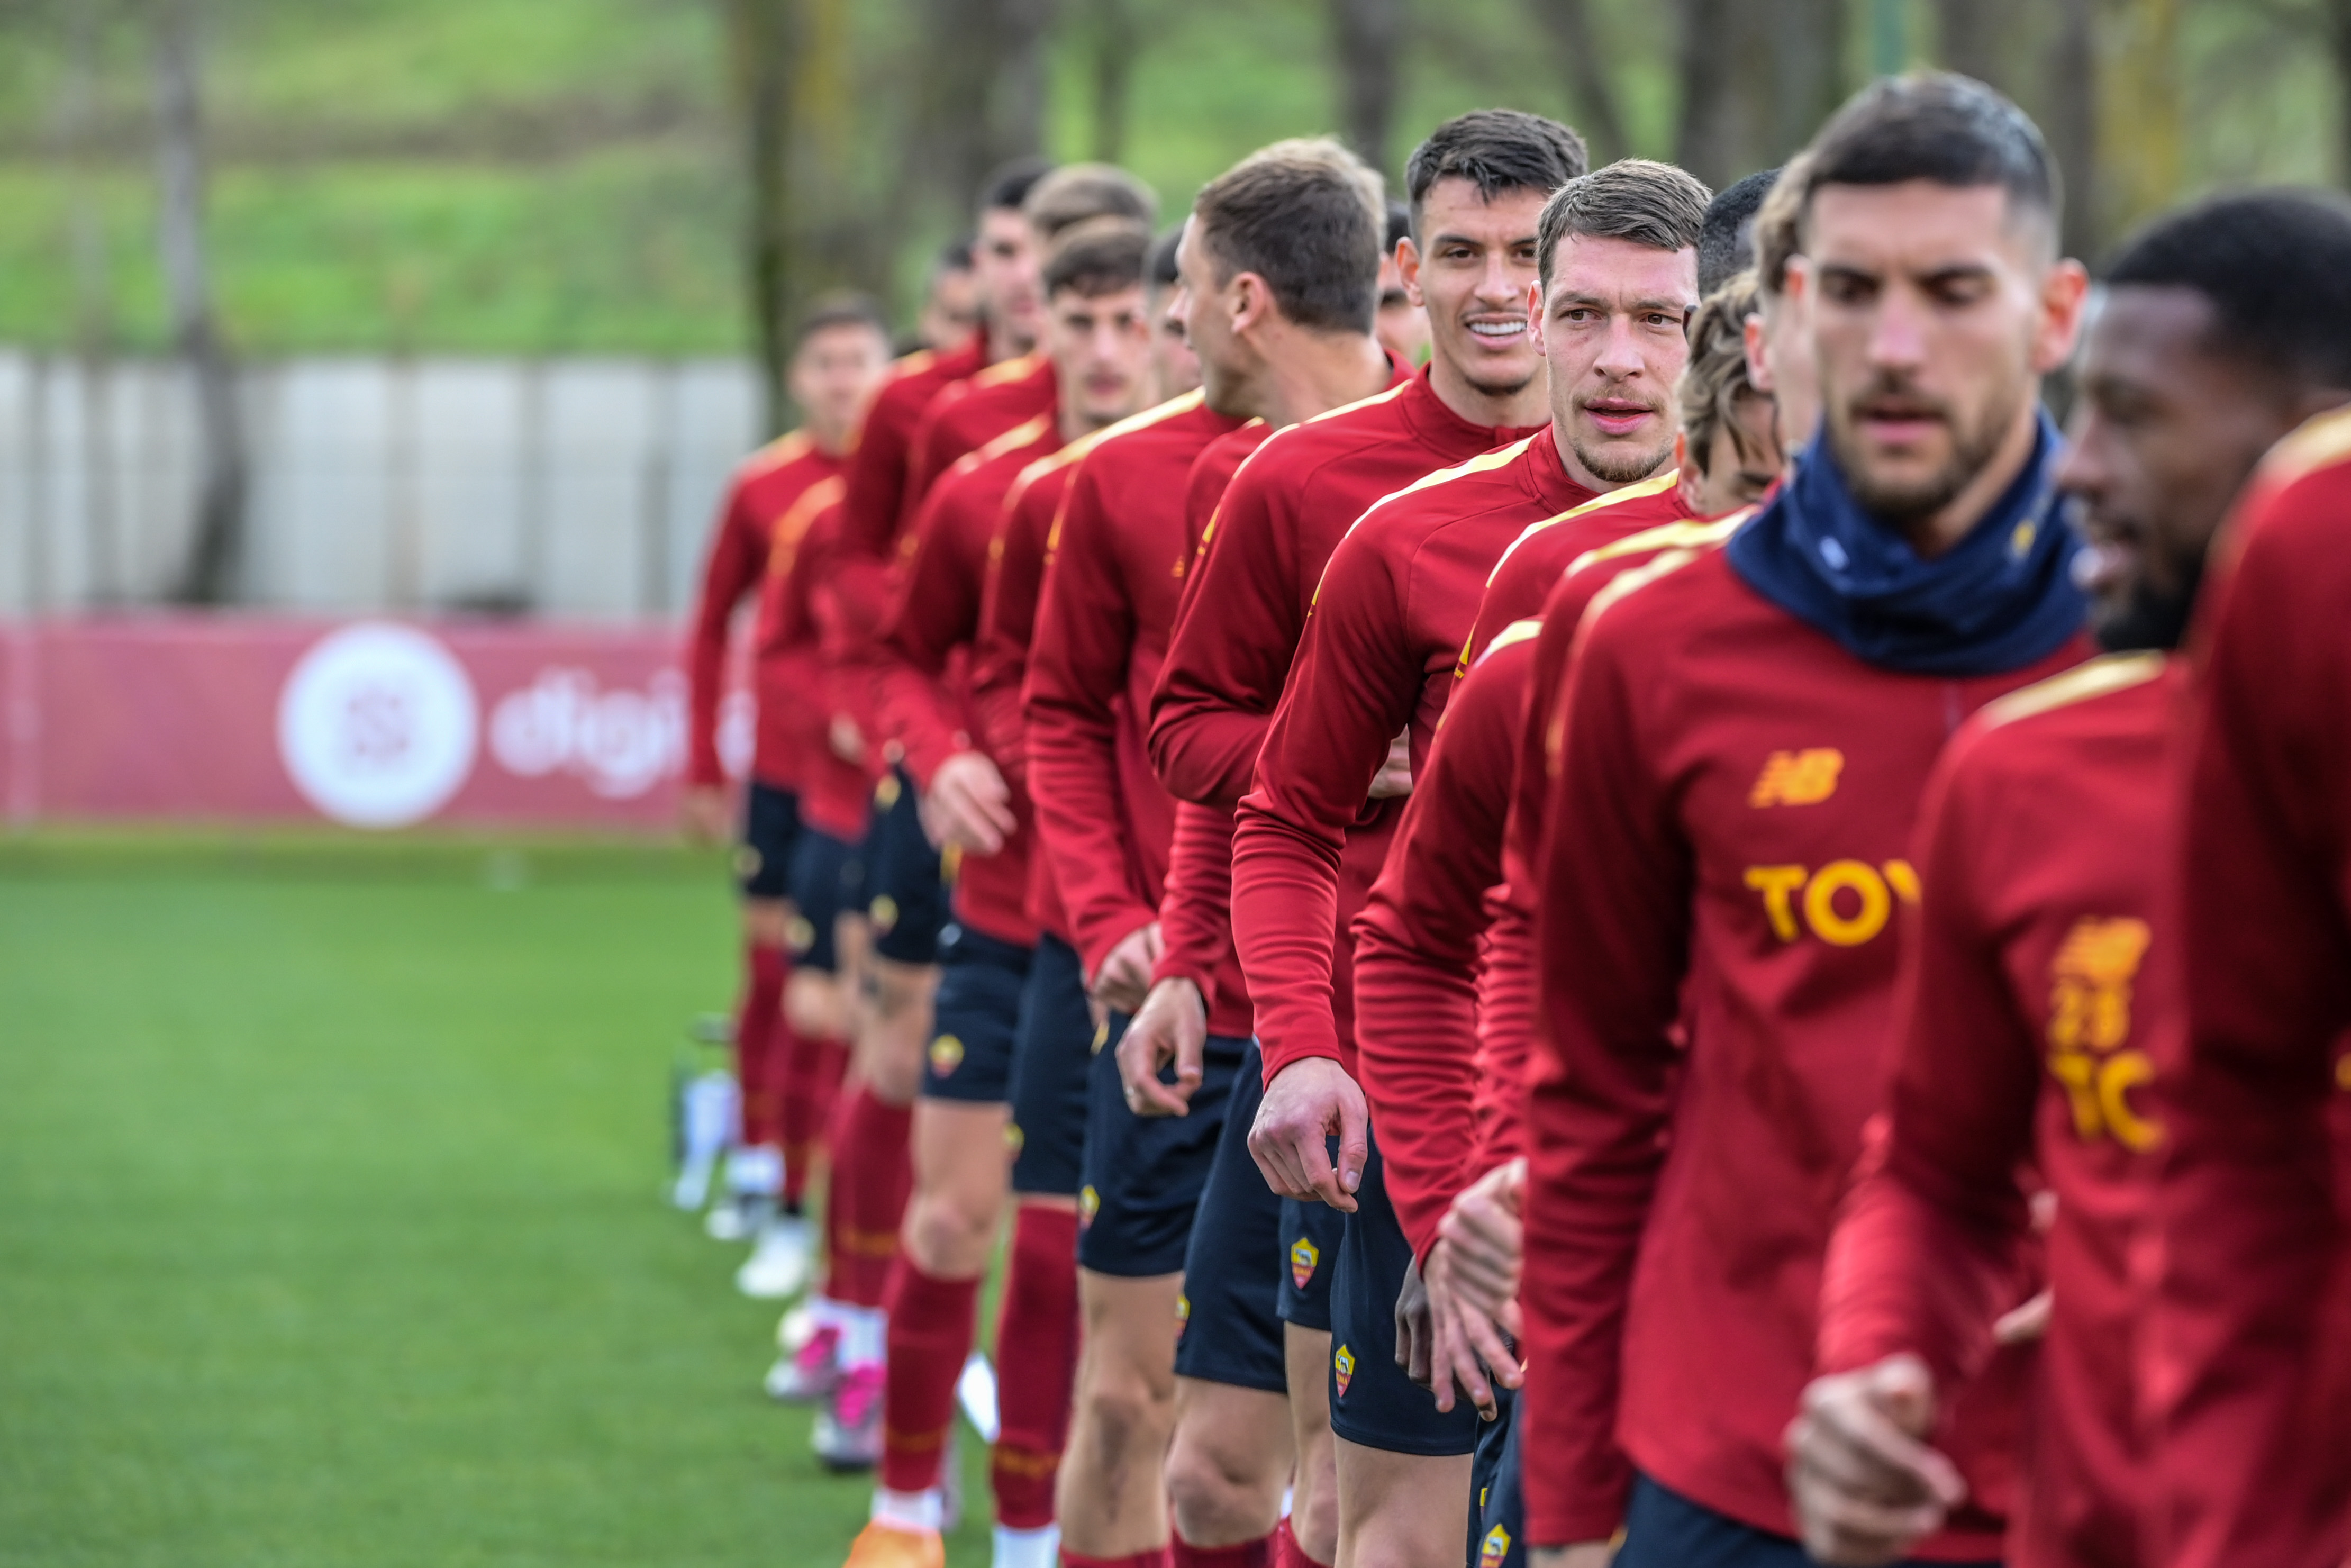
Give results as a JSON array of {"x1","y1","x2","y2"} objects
[
  {"x1": 2106, "y1": 188, "x2": 2351, "y2": 389},
  {"x1": 1386, "y1": 199, "x2": 1413, "y2": 255},
  {"x1": 1192, "y1": 138, "x2": 1384, "y2": 336},
  {"x1": 1535, "y1": 158, "x2": 1712, "y2": 289},
  {"x1": 1149, "y1": 223, "x2": 1185, "y2": 290},
  {"x1": 1677, "y1": 273, "x2": 1769, "y2": 476},
  {"x1": 1026, "y1": 164, "x2": 1160, "y2": 244},
  {"x1": 1793, "y1": 72, "x2": 2059, "y2": 250},
  {"x1": 793, "y1": 291, "x2": 889, "y2": 350},
  {"x1": 1043, "y1": 217, "x2": 1152, "y2": 301},
  {"x1": 1701, "y1": 168, "x2": 1781, "y2": 296},
  {"x1": 979, "y1": 156, "x2": 1055, "y2": 220},
  {"x1": 1750, "y1": 154, "x2": 1807, "y2": 298},
  {"x1": 936, "y1": 236, "x2": 974, "y2": 274},
  {"x1": 1404, "y1": 109, "x2": 1590, "y2": 240}
]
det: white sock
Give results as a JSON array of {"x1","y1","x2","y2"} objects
[
  {"x1": 872, "y1": 1486, "x2": 943, "y2": 1533},
  {"x1": 992, "y1": 1523, "x2": 1059, "y2": 1568},
  {"x1": 727, "y1": 1144, "x2": 784, "y2": 1198},
  {"x1": 840, "y1": 1303, "x2": 886, "y2": 1365}
]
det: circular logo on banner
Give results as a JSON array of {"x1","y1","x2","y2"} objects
[{"x1": 277, "y1": 623, "x2": 479, "y2": 828}]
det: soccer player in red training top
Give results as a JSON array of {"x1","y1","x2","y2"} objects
[
  {"x1": 2141, "y1": 241, "x2": 2351, "y2": 1568},
  {"x1": 1787, "y1": 191, "x2": 2351, "y2": 1568},
  {"x1": 1127, "y1": 116, "x2": 1584, "y2": 1568},
  {"x1": 677, "y1": 296, "x2": 889, "y2": 1253},
  {"x1": 1034, "y1": 141, "x2": 1408, "y2": 1568},
  {"x1": 843, "y1": 220, "x2": 1158, "y2": 1568},
  {"x1": 1522, "y1": 75, "x2": 2098, "y2": 1568},
  {"x1": 916, "y1": 238, "x2": 981, "y2": 354},
  {"x1": 1228, "y1": 149, "x2": 1705, "y2": 1568},
  {"x1": 905, "y1": 167, "x2": 1160, "y2": 499}
]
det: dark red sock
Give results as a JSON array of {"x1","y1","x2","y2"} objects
[
  {"x1": 823, "y1": 1084, "x2": 913, "y2": 1308},
  {"x1": 990, "y1": 1203, "x2": 1079, "y2": 1528},
  {"x1": 1064, "y1": 1551, "x2": 1174, "y2": 1568},
  {"x1": 878, "y1": 1258, "x2": 979, "y2": 1496},
  {"x1": 781, "y1": 1031, "x2": 849, "y2": 1209},
  {"x1": 1273, "y1": 1519, "x2": 1328, "y2": 1568},
  {"x1": 1173, "y1": 1534, "x2": 1275, "y2": 1568},
  {"x1": 733, "y1": 942, "x2": 787, "y2": 1149}
]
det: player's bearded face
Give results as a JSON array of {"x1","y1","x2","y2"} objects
[
  {"x1": 1804, "y1": 182, "x2": 2054, "y2": 526},
  {"x1": 1538, "y1": 233, "x2": 1698, "y2": 486}
]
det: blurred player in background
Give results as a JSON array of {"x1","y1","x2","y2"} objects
[
  {"x1": 679, "y1": 295, "x2": 889, "y2": 1274},
  {"x1": 1378, "y1": 200, "x2": 1432, "y2": 367},
  {"x1": 915, "y1": 237, "x2": 981, "y2": 354}
]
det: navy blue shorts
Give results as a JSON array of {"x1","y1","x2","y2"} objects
[
  {"x1": 865, "y1": 771, "x2": 947, "y2": 966},
  {"x1": 1615, "y1": 1474, "x2": 2000, "y2": 1568},
  {"x1": 736, "y1": 782, "x2": 800, "y2": 900},
  {"x1": 1470, "y1": 1389, "x2": 1521, "y2": 1568},
  {"x1": 920, "y1": 923, "x2": 1033, "y2": 1104},
  {"x1": 1077, "y1": 1024, "x2": 1247, "y2": 1278},
  {"x1": 1173, "y1": 1037, "x2": 1286, "y2": 1394},
  {"x1": 784, "y1": 826, "x2": 860, "y2": 974},
  {"x1": 1008, "y1": 933, "x2": 1096, "y2": 1196},
  {"x1": 1278, "y1": 1186, "x2": 1346, "y2": 1331},
  {"x1": 1330, "y1": 1127, "x2": 1481, "y2": 1456}
]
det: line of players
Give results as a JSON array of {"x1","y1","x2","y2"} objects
[{"x1": 682, "y1": 70, "x2": 2351, "y2": 1568}]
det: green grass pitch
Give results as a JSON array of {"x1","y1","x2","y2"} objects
[{"x1": 0, "y1": 830, "x2": 998, "y2": 1567}]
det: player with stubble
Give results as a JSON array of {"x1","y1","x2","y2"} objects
[{"x1": 1523, "y1": 74, "x2": 2096, "y2": 1567}]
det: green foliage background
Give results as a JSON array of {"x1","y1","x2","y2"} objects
[{"x1": 0, "y1": 0, "x2": 2336, "y2": 357}]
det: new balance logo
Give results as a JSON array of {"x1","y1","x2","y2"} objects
[{"x1": 1749, "y1": 748, "x2": 1845, "y2": 806}]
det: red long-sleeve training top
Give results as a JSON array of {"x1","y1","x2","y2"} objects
[
  {"x1": 1147, "y1": 363, "x2": 1537, "y2": 1072},
  {"x1": 2152, "y1": 409, "x2": 2351, "y2": 1568},
  {"x1": 1818, "y1": 651, "x2": 2180, "y2": 1568},
  {"x1": 1230, "y1": 429, "x2": 1593, "y2": 1085},
  {"x1": 1523, "y1": 543, "x2": 2085, "y2": 1551},
  {"x1": 748, "y1": 477, "x2": 873, "y2": 838},
  {"x1": 1146, "y1": 422, "x2": 1274, "y2": 1020},
  {"x1": 877, "y1": 411, "x2": 1061, "y2": 948},
  {"x1": 1025, "y1": 392, "x2": 1255, "y2": 1034},
  {"x1": 683, "y1": 431, "x2": 847, "y2": 789},
  {"x1": 1349, "y1": 484, "x2": 1710, "y2": 1257},
  {"x1": 907, "y1": 353, "x2": 1056, "y2": 505}
]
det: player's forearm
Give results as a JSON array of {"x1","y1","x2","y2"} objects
[
  {"x1": 1145, "y1": 691, "x2": 1270, "y2": 808},
  {"x1": 1352, "y1": 929, "x2": 1481, "y2": 1258},
  {"x1": 1229, "y1": 803, "x2": 1346, "y2": 1076},
  {"x1": 1028, "y1": 721, "x2": 1157, "y2": 979},
  {"x1": 1152, "y1": 800, "x2": 1238, "y2": 1004},
  {"x1": 1817, "y1": 1164, "x2": 2027, "y2": 1394}
]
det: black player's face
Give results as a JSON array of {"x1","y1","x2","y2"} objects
[
  {"x1": 2058, "y1": 285, "x2": 2301, "y2": 650},
  {"x1": 1533, "y1": 233, "x2": 1697, "y2": 486},
  {"x1": 1801, "y1": 180, "x2": 2082, "y2": 532},
  {"x1": 1401, "y1": 178, "x2": 1545, "y2": 394}
]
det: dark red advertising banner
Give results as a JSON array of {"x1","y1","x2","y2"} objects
[{"x1": 0, "y1": 618, "x2": 748, "y2": 830}]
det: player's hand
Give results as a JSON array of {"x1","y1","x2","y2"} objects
[
  {"x1": 1424, "y1": 1234, "x2": 1522, "y2": 1419},
  {"x1": 1785, "y1": 1355, "x2": 1967, "y2": 1566},
  {"x1": 1117, "y1": 977, "x2": 1207, "y2": 1116},
  {"x1": 678, "y1": 784, "x2": 730, "y2": 845},
  {"x1": 1530, "y1": 1545, "x2": 1614, "y2": 1568},
  {"x1": 1090, "y1": 921, "x2": 1163, "y2": 1016},
  {"x1": 1393, "y1": 1254, "x2": 1435, "y2": 1389},
  {"x1": 1365, "y1": 726, "x2": 1414, "y2": 800},
  {"x1": 920, "y1": 751, "x2": 1015, "y2": 855},
  {"x1": 829, "y1": 713, "x2": 867, "y2": 765},
  {"x1": 1433, "y1": 1158, "x2": 1526, "y2": 1330},
  {"x1": 1248, "y1": 1057, "x2": 1367, "y2": 1212},
  {"x1": 1992, "y1": 1289, "x2": 2050, "y2": 1345}
]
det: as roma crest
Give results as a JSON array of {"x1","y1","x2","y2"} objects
[{"x1": 1290, "y1": 1237, "x2": 1320, "y2": 1290}]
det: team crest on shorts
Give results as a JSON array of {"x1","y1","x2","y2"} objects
[
  {"x1": 928, "y1": 1034, "x2": 965, "y2": 1075},
  {"x1": 1479, "y1": 1524, "x2": 1512, "y2": 1568},
  {"x1": 870, "y1": 894, "x2": 901, "y2": 932},
  {"x1": 1175, "y1": 1294, "x2": 1190, "y2": 1339},
  {"x1": 786, "y1": 914, "x2": 816, "y2": 954},
  {"x1": 1079, "y1": 1185, "x2": 1100, "y2": 1225},
  {"x1": 1333, "y1": 1343, "x2": 1355, "y2": 1398},
  {"x1": 1290, "y1": 1237, "x2": 1320, "y2": 1289},
  {"x1": 1005, "y1": 1122, "x2": 1025, "y2": 1154}
]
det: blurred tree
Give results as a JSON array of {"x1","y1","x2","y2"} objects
[
  {"x1": 1932, "y1": 0, "x2": 2014, "y2": 86},
  {"x1": 1329, "y1": 0, "x2": 1405, "y2": 174},
  {"x1": 1526, "y1": 0, "x2": 1629, "y2": 162},
  {"x1": 152, "y1": 0, "x2": 247, "y2": 604},
  {"x1": 1674, "y1": 0, "x2": 1848, "y2": 190},
  {"x1": 1085, "y1": 0, "x2": 1140, "y2": 161},
  {"x1": 2096, "y1": 0, "x2": 2181, "y2": 248},
  {"x1": 2323, "y1": 0, "x2": 2351, "y2": 187},
  {"x1": 909, "y1": 0, "x2": 1058, "y2": 212},
  {"x1": 730, "y1": 0, "x2": 799, "y2": 430}
]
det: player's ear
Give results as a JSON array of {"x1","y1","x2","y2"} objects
[
  {"x1": 2032, "y1": 257, "x2": 2092, "y2": 376},
  {"x1": 1228, "y1": 270, "x2": 1270, "y2": 337},
  {"x1": 1526, "y1": 279, "x2": 1546, "y2": 355},
  {"x1": 1396, "y1": 235, "x2": 1424, "y2": 305}
]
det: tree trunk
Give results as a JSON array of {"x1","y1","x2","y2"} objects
[
  {"x1": 1676, "y1": 0, "x2": 1849, "y2": 191},
  {"x1": 728, "y1": 0, "x2": 796, "y2": 433},
  {"x1": 2329, "y1": 0, "x2": 2351, "y2": 191},
  {"x1": 1526, "y1": 0, "x2": 1629, "y2": 164},
  {"x1": 1933, "y1": 0, "x2": 2012, "y2": 89},
  {"x1": 2093, "y1": 0, "x2": 2181, "y2": 251},
  {"x1": 1328, "y1": 0, "x2": 1405, "y2": 175},
  {"x1": 907, "y1": 0, "x2": 1058, "y2": 226},
  {"x1": 152, "y1": 0, "x2": 246, "y2": 606},
  {"x1": 2046, "y1": 0, "x2": 2099, "y2": 260},
  {"x1": 1088, "y1": 0, "x2": 1139, "y2": 164}
]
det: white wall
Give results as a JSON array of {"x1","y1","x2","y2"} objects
[{"x1": 0, "y1": 350, "x2": 762, "y2": 621}]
